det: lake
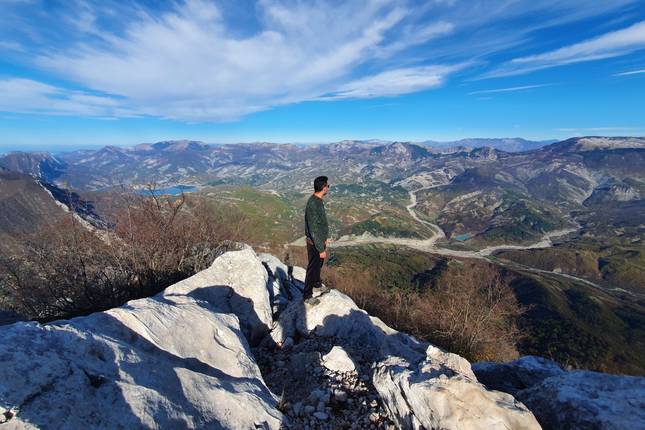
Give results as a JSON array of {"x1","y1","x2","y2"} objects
[
  {"x1": 138, "y1": 185, "x2": 198, "y2": 196},
  {"x1": 454, "y1": 234, "x2": 471, "y2": 242}
]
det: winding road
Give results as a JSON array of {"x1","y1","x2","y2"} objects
[
  {"x1": 290, "y1": 183, "x2": 642, "y2": 296},
  {"x1": 330, "y1": 184, "x2": 577, "y2": 259}
]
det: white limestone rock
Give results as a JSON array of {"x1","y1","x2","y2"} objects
[
  {"x1": 291, "y1": 266, "x2": 306, "y2": 284},
  {"x1": 516, "y1": 369, "x2": 645, "y2": 430},
  {"x1": 165, "y1": 247, "x2": 273, "y2": 345},
  {"x1": 258, "y1": 253, "x2": 289, "y2": 282},
  {"x1": 263, "y1": 285, "x2": 540, "y2": 429},
  {"x1": 472, "y1": 356, "x2": 645, "y2": 429},
  {"x1": 264, "y1": 299, "x2": 303, "y2": 347},
  {"x1": 373, "y1": 355, "x2": 541, "y2": 430},
  {"x1": 259, "y1": 253, "x2": 304, "y2": 301},
  {"x1": 0, "y1": 292, "x2": 283, "y2": 429},
  {"x1": 322, "y1": 346, "x2": 356, "y2": 373},
  {"x1": 303, "y1": 289, "x2": 426, "y2": 363},
  {"x1": 295, "y1": 289, "x2": 541, "y2": 429},
  {"x1": 258, "y1": 253, "x2": 300, "y2": 313},
  {"x1": 473, "y1": 355, "x2": 566, "y2": 396}
]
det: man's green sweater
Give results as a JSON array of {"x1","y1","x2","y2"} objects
[{"x1": 305, "y1": 194, "x2": 328, "y2": 253}]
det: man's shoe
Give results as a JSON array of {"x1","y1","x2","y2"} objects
[
  {"x1": 304, "y1": 297, "x2": 320, "y2": 306},
  {"x1": 313, "y1": 284, "x2": 331, "y2": 297}
]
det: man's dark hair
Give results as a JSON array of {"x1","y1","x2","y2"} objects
[{"x1": 314, "y1": 176, "x2": 328, "y2": 192}]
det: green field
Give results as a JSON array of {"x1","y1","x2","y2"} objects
[{"x1": 200, "y1": 182, "x2": 433, "y2": 244}]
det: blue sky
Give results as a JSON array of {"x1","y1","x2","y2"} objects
[{"x1": 1, "y1": 0, "x2": 644, "y2": 150}]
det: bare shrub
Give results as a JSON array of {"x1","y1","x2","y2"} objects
[
  {"x1": 325, "y1": 265, "x2": 380, "y2": 310},
  {"x1": 324, "y1": 260, "x2": 523, "y2": 362},
  {"x1": 415, "y1": 262, "x2": 523, "y2": 361},
  {"x1": 1, "y1": 216, "x2": 121, "y2": 320},
  {"x1": 0, "y1": 189, "x2": 248, "y2": 321}
]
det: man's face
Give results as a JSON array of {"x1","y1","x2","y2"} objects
[{"x1": 321, "y1": 182, "x2": 330, "y2": 197}]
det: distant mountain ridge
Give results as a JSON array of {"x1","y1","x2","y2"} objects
[
  {"x1": 1, "y1": 136, "x2": 643, "y2": 245},
  {"x1": 0, "y1": 151, "x2": 67, "y2": 183},
  {"x1": 422, "y1": 137, "x2": 557, "y2": 153},
  {"x1": 2, "y1": 136, "x2": 632, "y2": 193},
  {"x1": 0, "y1": 170, "x2": 104, "y2": 249},
  {"x1": 543, "y1": 136, "x2": 645, "y2": 153}
]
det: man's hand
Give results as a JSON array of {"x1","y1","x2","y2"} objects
[{"x1": 319, "y1": 251, "x2": 327, "y2": 259}]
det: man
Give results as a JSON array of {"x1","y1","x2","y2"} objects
[{"x1": 303, "y1": 175, "x2": 331, "y2": 305}]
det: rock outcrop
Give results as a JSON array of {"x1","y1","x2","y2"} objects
[
  {"x1": 473, "y1": 355, "x2": 566, "y2": 397},
  {"x1": 258, "y1": 255, "x2": 541, "y2": 429},
  {"x1": 2, "y1": 245, "x2": 594, "y2": 430},
  {"x1": 474, "y1": 357, "x2": 645, "y2": 430},
  {"x1": 0, "y1": 247, "x2": 283, "y2": 429}
]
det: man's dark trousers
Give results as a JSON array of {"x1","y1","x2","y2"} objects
[{"x1": 304, "y1": 241, "x2": 324, "y2": 299}]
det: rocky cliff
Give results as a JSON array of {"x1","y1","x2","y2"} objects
[{"x1": 0, "y1": 247, "x2": 642, "y2": 429}]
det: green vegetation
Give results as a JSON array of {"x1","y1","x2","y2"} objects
[
  {"x1": 497, "y1": 238, "x2": 645, "y2": 295},
  {"x1": 349, "y1": 212, "x2": 433, "y2": 238},
  {"x1": 200, "y1": 183, "x2": 431, "y2": 244},
  {"x1": 328, "y1": 245, "x2": 443, "y2": 292},
  {"x1": 205, "y1": 173, "x2": 275, "y2": 187},
  {"x1": 331, "y1": 182, "x2": 409, "y2": 206},
  {"x1": 322, "y1": 246, "x2": 645, "y2": 374},
  {"x1": 200, "y1": 186, "x2": 304, "y2": 244},
  {"x1": 477, "y1": 199, "x2": 564, "y2": 244},
  {"x1": 417, "y1": 185, "x2": 570, "y2": 246},
  {"x1": 509, "y1": 272, "x2": 645, "y2": 375}
]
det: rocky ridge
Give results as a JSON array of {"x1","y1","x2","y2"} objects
[
  {"x1": 1, "y1": 247, "x2": 642, "y2": 429},
  {"x1": 474, "y1": 356, "x2": 645, "y2": 430}
]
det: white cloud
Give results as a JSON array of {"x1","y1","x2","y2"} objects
[
  {"x1": 0, "y1": 41, "x2": 23, "y2": 51},
  {"x1": 29, "y1": 0, "x2": 458, "y2": 121},
  {"x1": 557, "y1": 126, "x2": 642, "y2": 132},
  {"x1": 373, "y1": 20, "x2": 455, "y2": 59},
  {"x1": 323, "y1": 64, "x2": 465, "y2": 99},
  {"x1": 1, "y1": 0, "x2": 642, "y2": 121},
  {"x1": 468, "y1": 84, "x2": 552, "y2": 95},
  {"x1": 0, "y1": 78, "x2": 133, "y2": 117},
  {"x1": 614, "y1": 68, "x2": 645, "y2": 76},
  {"x1": 483, "y1": 21, "x2": 645, "y2": 78}
]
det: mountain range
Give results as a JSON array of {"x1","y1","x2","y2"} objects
[{"x1": 1, "y1": 136, "x2": 643, "y2": 249}]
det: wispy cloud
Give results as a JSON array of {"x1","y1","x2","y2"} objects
[
  {"x1": 0, "y1": 0, "x2": 643, "y2": 122},
  {"x1": 557, "y1": 126, "x2": 643, "y2": 132},
  {"x1": 468, "y1": 84, "x2": 553, "y2": 95},
  {"x1": 0, "y1": 41, "x2": 23, "y2": 52},
  {"x1": 27, "y1": 0, "x2": 459, "y2": 121},
  {"x1": 613, "y1": 68, "x2": 645, "y2": 76},
  {"x1": 322, "y1": 64, "x2": 466, "y2": 100},
  {"x1": 0, "y1": 78, "x2": 134, "y2": 117},
  {"x1": 483, "y1": 20, "x2": 645, "y2": 78}
]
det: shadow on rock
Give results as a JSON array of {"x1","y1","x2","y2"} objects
[{"x1": 0, "y1": 289, "x2": 284, "y2": 429}]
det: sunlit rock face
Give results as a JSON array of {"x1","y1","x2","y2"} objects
[
  {"x1": 0, "y1": 248, "x2": 283, "y2": 430},
  {"x1": 474, "y1": 357, "x2": 645, "y2": 430}
]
